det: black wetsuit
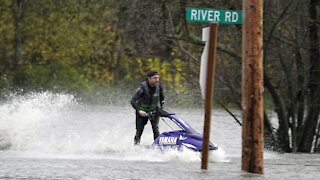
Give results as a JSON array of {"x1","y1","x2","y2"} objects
[{"x1": 130, "y1": 81, "x2": 165, "y2": 145}]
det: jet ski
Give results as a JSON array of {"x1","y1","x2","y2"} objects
[{"x1": 150, "y1": 109, "x2": 218, "y2": 152}]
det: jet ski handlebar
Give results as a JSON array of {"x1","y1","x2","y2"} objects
[{"x1": 147, "y1": 108, "x2": 175, "y2": 118}]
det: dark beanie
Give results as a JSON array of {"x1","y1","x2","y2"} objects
[{"x1": 146, "y1": 70, "x2": 159, "y2": 78}]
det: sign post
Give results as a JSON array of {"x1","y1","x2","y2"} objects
[
  {"x1": 186, "y1": 7, "x2": 264, "y2": 174},
  {"x1": 187, "y1": 7, "x2": 242, "y2": 170},
  {"x1": 201, "y1": 23, "x2": 218, "y2": 170}
]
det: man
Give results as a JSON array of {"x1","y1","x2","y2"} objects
[{"x1": 130, "y1": 70, "x2": 165, "y2": 145}]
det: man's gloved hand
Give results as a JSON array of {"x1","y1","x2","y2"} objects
[
  {"x1": 160, "y1": 100, "x2": 165, "y2": 109},
  {"x1": 139, "y1": 110, "x2": 148, "y2": 117}
]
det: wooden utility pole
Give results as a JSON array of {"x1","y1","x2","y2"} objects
[
  {"x1": 201, "y1": 23, "x2": 218, "y2": 170},
  {"x1": 241, "y1": 0, "x2": 264, "y2": 174}
]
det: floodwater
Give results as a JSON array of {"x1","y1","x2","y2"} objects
[{"x1": 0, "y1": 92, "x2": 319, "y2": 179}]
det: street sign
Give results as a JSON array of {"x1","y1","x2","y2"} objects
[
  {"x1": 185, "y1": 6, "x2": 242, "y2": 171},
  {"x1": 199, "y1": 27, "x2": 210, "y2": 100},
  {"x1": 186, "y1": 7, "x2": 242, "y2": 24}
]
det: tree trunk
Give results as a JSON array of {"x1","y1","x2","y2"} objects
[
  {"x1": 295, "y1": 48, "x2": 306, "y2": 151},
  {"x1": 315, "y1": 122, "x2": 320, "y2": 152},
  {"x1": 264, "y1": 74, "x2": 291, "y2": 152},
  {"x1": 12, "y1": 0, "x2": 25, "y2": 68},
  {"x1": 264, "y1": 112, "x2": 278, "y2": 151},
  {"x1": 278, "y1": 50, "x2": 296, "y2": 152},
  {"x1": 298, "y1": 0, "x2": 320, "y2": 152}
]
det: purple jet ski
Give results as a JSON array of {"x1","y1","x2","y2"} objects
[{"x1": 151, "y1": 109, "x2": 218, "y2": 151}]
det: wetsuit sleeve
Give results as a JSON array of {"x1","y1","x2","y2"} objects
[
  {"x1": 160, "y1": 85, "x2": 165, "y2": 108},
  {"x1": 130, "y1": 86, "x2": 144, "y2": 113}
]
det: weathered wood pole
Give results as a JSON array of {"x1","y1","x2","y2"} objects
[
  {"x1": 201, "y1": 23, "x2": 218, "y2": 170},
  {"x1": 241, "y1": 0, "x2": 264, "y2": 174}
]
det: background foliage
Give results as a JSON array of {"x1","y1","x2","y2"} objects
[{"x1": 0, "y1": 0, "x2": 320, "y2": 153}]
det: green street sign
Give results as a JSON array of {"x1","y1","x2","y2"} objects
[{"x1": 186, "y1": 7, "x2": 242, "y2": 24}]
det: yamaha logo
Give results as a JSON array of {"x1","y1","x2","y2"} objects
[{"x1": 159, "y1": 137, "x2": 177, "y2": 145}]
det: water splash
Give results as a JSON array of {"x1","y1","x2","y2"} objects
[
  {"x1": 0, "y1": 91, "x2": 229, "y2": 163},
  {"x1": 210, "y1": 147, "x2": 230, "y2": 162},
  {"x1": 0, "y1": 91, "x2": 78, "y2": 152}
]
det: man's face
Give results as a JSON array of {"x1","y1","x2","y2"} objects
[{"x1": 148, "y1": 75, "x2": 160, "y2": 86}]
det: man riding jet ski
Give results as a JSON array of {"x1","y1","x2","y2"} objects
[{"x1": 151, "y1": 109, "x2": 218, "y2": 152}]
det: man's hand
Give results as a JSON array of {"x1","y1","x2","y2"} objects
[
  {"x1": 160, "y1": 100, "x2": 165, "y2": 109},
  {"x1": 139, "y1": 110, "x2": 148, "y2": 117}
]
